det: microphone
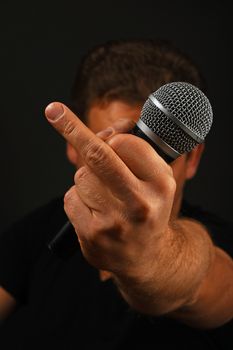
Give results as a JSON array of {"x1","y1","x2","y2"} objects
[{"x1": 47, "y1": 82, "x2": 213, "y2": 258}]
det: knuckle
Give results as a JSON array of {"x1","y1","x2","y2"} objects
[
  {"x1": 63, "y1": 200, "x2": 72, "y2": 219},
  {"x1": 64, "y1": 196, "x2": 72, "y2": 216},
  {"x1": 64, "y1": 186, "x2": 76, "y2": 205},
  {"x1": 74, "y1": 166, "x2": 89, "y2": 183},
  {"x1": 63, "y1": 119, "x2": 78, "y2": 137},
  {"x1": 106, "y1": 133, "x2": 128, "y2": 152},
  {"x1": 83, "y1": 140, "x2": 107, "y2": 166},
  {"x1": 92, "y1": 192, "x2": 107, "y2": 207}
]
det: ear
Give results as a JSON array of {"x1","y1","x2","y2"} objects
[
  {"x1": 66, "y1": 143, "x2": 78, "y2": 166},
  {"x1": 185, "y1": 143, "x2": 205, "y2": 179}
]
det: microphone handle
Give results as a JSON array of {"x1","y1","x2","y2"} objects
[
  {"x1": 47, "y1": 220, "x2": 78, "y2": 259},
  {"x1": 130, "y1": 124, "x2": 174, "y2": 163},
  {"x1": 47, "y1": 124, "x2": 173, "y2": 258}
]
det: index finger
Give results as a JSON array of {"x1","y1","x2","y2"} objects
[{"x1": 45, "y1": 102, "x2": 139, "y2": 196}]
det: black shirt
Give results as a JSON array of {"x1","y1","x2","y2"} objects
[{"x1": 0, "y1": 198, "x2": 233, "y2": 349}]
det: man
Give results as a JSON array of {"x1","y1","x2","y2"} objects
[{"x1": 0, "y1": 39, "x2": 232, "y2": 349}]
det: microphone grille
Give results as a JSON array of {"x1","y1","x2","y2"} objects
[{"x1": 140, "y1": 82, "x2": 213, "y2": 154}]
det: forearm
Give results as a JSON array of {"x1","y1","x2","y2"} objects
[
  {"x1": 170, "y1": 246, "x2": 233, "y2": 328},
  {"x1": 113, "y1": 218, "x2": 215, "y2": 317}
]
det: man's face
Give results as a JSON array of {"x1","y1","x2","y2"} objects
[{"x1": 67, "y1": 100, "x2": 203, "y2": 216}]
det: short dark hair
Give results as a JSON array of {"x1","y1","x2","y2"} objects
[{"x1": 70, "y1": 39, "x2": 206, "y2": 123}]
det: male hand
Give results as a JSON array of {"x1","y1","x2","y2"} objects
[
  {"x1": 45, "y1": 102, "x2": 176, "y2": 281},
  {"x1": 45, "y1": 102, "x2": 233, "y2": 328}
]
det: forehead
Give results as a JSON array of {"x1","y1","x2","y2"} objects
[{"x1": 87, "y1": 100, "x2": 142, "y2": 133}]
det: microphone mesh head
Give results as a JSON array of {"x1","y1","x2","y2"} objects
[{"x1": 140, "y1": 82, "x2": 213, "y2": 154}]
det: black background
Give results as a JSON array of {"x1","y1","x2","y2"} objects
[{"x1": 0, "y1": 1, "x2": 232, "y2": 232}]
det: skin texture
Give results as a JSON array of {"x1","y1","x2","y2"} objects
[{"x1": 44, "y1": 100, "x2": 233, "y2": 329}]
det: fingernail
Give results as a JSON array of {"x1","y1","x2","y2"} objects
[
  {"x1": 45, "y1": 103, "x2": 64, "y2": 121},
  {"x1": 96, "y1": 127, "x2": 114, "y2": 139}
]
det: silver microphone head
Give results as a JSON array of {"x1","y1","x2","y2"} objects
[{"x1": 138, "y1": 82, "x2": 213, "y2": 160}]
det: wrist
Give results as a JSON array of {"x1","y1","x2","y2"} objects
[
  {"x1": 113, "y1": 219, "x2": 214, "y2": 315},
  {"x1": 112, "y1": 225, "x2": 181, "y2": 313}
]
